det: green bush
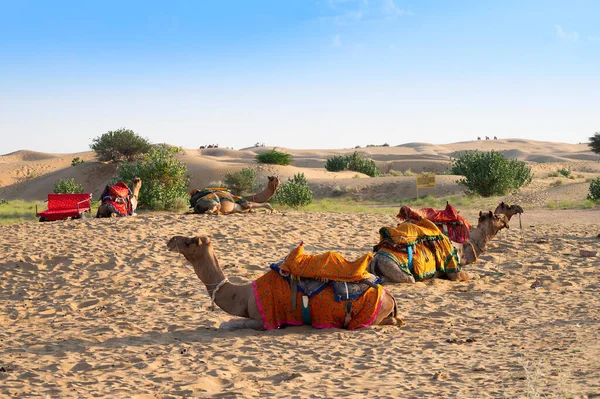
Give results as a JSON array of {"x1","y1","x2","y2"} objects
[
  {"x1": 224, "y1": 168, "x2": 257, "y2": 196},
  {"x1": 588, "y1": 177, "x2": 600, "y2": 201},
  {"x1": 451, "y1": 150, "x2": 533, "y2": 197},
  {"x1": 589, "y1": 132, "x2": 600, "y2": 155},
  {"x1": 115, "y1": 145, "x2": 189, "y2": 210},
  {"x1": 557, "y1": 168, "x2": 571, "y2": 178},
  {"x1": 324, "y1": 152, "x2": 380, "y2": 177},
  {"x1": 255, "y1": 148, "x2": 293, "y2": 165},
  {"x1": 53, "y1": 178, "x2": 84, "y2": 194},
  {"x1": 273, "y1": 173, "x2": 313, "y2": 208},
  {"x1": 325, "y1": 156, "x2": 348, "y2": 172},
  {"x1": 90, "y1": 128, "x2": 152, "y2": 162},
  {"x1": 71, "y1": 157, "x2": 84, "y2": 166}
]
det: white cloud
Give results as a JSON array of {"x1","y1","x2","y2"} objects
[
  {"x1": 382, "y1": 0, "x2": 412, "y2": 18},
  {"x1": 555, "y1": 24, "x2": 579, "y2": 42},
  {"x1": 588, "y1": 36, "x2": 600, "y2": 42}
]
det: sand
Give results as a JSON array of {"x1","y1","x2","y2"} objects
[{"x1": 1, "y1": 139, "x2": 600, "y2": 398}]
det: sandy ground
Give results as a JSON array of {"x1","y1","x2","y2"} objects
[
  {"x1": 1, "y1": 209, "x2": 599, "y2": 398},
  {"x1": 1, "y1": 139, "x2": 600, "y2": 398}
]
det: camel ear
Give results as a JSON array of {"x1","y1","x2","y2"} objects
[
  {"x1": 183, "y1": 237, "x2": 201, "y2": 247},
  {"x1": 488, "y1": 210, "x2": 493, "y2": 217},
  {"x1": 479, "y1": 211, "x2": 483, "y2": 217}
]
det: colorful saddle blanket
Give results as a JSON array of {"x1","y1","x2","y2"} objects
[
  {"x1": 397, "y1": 203, "x2": 471, "y2": 243},
  {"x1": 252, "y1": 269, "x2": 385, "y2": 330},
  {"x1": 97, "y1": 182, "x2": 133, "y2": 216},
  {"x1": 280, "y1": 243, "x2": 373, "y2": 282},
  {"x1": 189, "y1": 188, "x2": 247, "y2": 209},
  {"x1": 373, "y1": 219, "x2": 461, "y2": 280}
]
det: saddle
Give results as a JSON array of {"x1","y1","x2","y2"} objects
[
  {"x1": 397, "y1": 202, "x2": 471, "y2": 243},
  {"x1": 97, "y1": 182, "x2": 134, "y2": 216},
  {"x1": 254, "y1": 245, "x2": 384, "y2": 329},
  {"x1": 189, "y1": 188, "x2": 247, "y2": 210},
  {"x1": 372, "y1": 219, "x2": 461, "y2": 280}
]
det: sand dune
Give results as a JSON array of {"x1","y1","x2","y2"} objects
[{"x1": 1, "y1": 139, "x2": 598, "y2": 205}]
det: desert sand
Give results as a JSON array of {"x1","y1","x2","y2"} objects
[{"x1": 1, "y1": 139, "x2": 600, "y2": 398}]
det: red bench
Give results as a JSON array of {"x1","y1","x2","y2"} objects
[{"x1": 36, "y1": 193, "x2": 93, "y2": 222}]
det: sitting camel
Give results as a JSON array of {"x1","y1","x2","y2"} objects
[
  {"x1": 191, "y1": 176, "x2": 280, "y2": 215},
  {"x1": 97, "y1": 178, "x2": 142, "y2": 218},
  {"x1": 168, "y1": 234, "x2": 402, "y2": 330},
  {"x1": 369, "y1": 211, "x2": 510, "y2": 284}
]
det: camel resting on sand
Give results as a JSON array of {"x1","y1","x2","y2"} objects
[
  {"x1": 97, "y1": 178, "x2": 142, "y2": 218},
  {"x1": 168, "y1": 234, "x2": 402, "y2": 330},
  {"x1": 369, "y1": 211, "x2": 510, "y2": 284},
  {"x1": 191, "y1": 176, "x2": 280, "y2": 215}
]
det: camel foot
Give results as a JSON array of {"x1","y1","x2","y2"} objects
[
  {"x1": 219, "y1": 319, "x2": 264, "y2": 331},
  {"x1": 381, "y1": 275, "x2": 415, "y2": 284},
  {"x1": 379, "y1": 316, "x2": 404, "y2": 326},
  {"x1": 447, "y1": 270, "x2": 471, "y2": 282},
  {"x1": 110, "y1": 212, "x2": 118, "y2": 218}
]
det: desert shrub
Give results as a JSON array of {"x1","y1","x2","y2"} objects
[
  {"x1": 451, "y1": 150, "x2": 533, "y2": 197},
  {"x1": 331, "y1": 185, "x2": 347, "y2": 197},
  {"x1": 224, "y1": 168, "x2": 257, "y2": 196},
  {"x1": 557, "y1": 168, "x2": 571, "y2": 178},
  {"x1": 115, "y1": 145, "x2": 189, "y2": 210},
  {"x1": 588, "y1": 177, "x2": 600, "y2": 201},
  {"x1": 549, "y1": 180, "x2": 563, "y2": 188},
  {"x1": 273, "y1": 173, "x2": 313, "y2": 208},
  {"x1": 324, "y1": 152, "x2": 380, "y2": 177},
  {"x1": 71, "y1": 157, "x2": 84, "y2": 166},
  {"x1": 53, "y1": 178, "x2": 84, "y2": 194},
  {"x1": 382, "y1": 143, "x2": 390, "y2": 147},
  {"x1": 589, "y1": 132, "x2": 600, "y2": 155},
  {"x1": 325, "y1": 156, "x2": 348, "y2": 172},
  {"x1": 255, "y1": 148, "x2": 293, "y2": 165},
  {"x1": 90, "y1": 128, "x2": 152, "y2": 162},
  {"x1": 345, "y1": 152, "x2": 380, "y2": 177}
]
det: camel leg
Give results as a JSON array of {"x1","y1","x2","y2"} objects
[
  {"x1": 373, "y1": 291, "x2": 403, "y2": 326},
  {"x1": 370, "y1": 255, "x2": 416, "y2": 284},
  {"x1": 446, "y1": 270, "x2": 471, "y2": 282},
  {"x1": 244, "y1": 202, "x2": 274, "y2": 213},
  {"x1": 219, "y1": 319, "x2": 264, "y2": 331}
]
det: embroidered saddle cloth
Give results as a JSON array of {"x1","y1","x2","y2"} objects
[
  {"x1": 252, "y1": 268, "x2": 385, "y2": 330},
  {"x1": 279, "y1": 243, "x2": 373, "y2": 282},
  {"x1": 397, "y1": 203, "x2": 471, "y2": 243},
  {"x1": 373, "y1": 219, "x2": 461, "y2": 280},
  {"x1": 97, "y1": 182, "x2": 133, "y2": 216}
]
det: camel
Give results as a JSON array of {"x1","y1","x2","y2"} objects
[
  {"x1": 191, "y1": 176, "x2": 280, "y2": 215},
  {"x1": 369, "y1": 211, "x2": 510, "y2": 284},
  {"x1": 494, "y1": 201, "x2": 523, "y2": 221},
  {"x1": 167, "y1": 234, "x2": 402, "y2": 330},
  {"x1": 97, "y1": 178, "x2": 142, "y2": 218}
]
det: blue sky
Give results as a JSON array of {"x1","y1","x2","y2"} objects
[{"x1": 1, "y1": 0, "x2": 599, "y2": 153}]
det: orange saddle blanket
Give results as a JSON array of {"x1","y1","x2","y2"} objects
[{"x1": 279, "y1": 243, "x2": 373, "y2": 282}]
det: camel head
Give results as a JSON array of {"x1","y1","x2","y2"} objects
[
  {"x1": 267, "y1": 176, "x2": 281, "y2": 192},
  {"x1": 478, "y1": 210, "x2": 510, "y2": 233},
  {"x1": 494, "y1": 201, "x2": 523, "y2": 221},
  {"x1": 168, "y1": 235, "x2": 211, "y2": 255}
]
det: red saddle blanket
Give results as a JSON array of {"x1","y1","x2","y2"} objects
[
  {"x1": 98, "y1": 182, "x2": 133, "y2": 216},
  {"x1": 397, "y1": 202, "x2": 471, "y2": 243}
]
